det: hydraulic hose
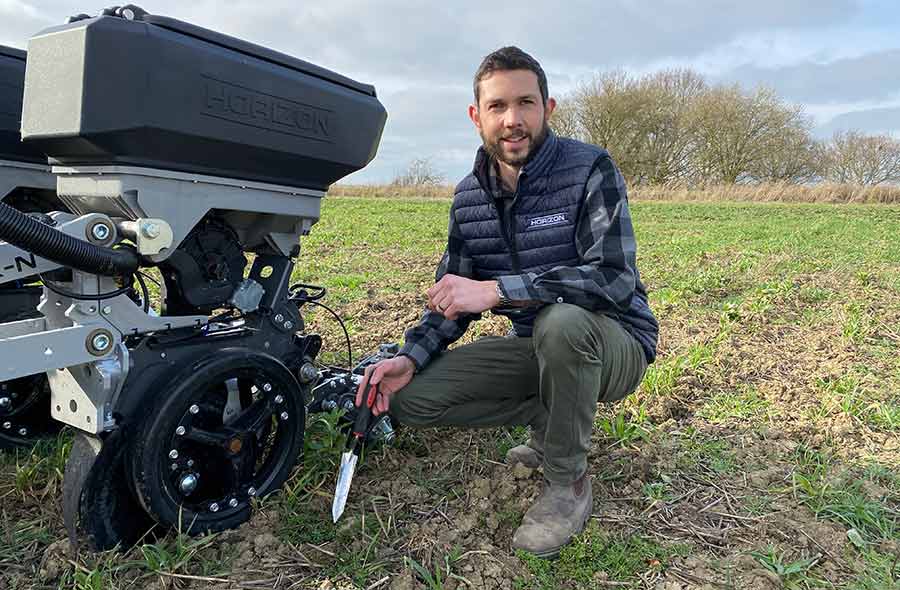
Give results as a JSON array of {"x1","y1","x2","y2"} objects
[{"x1": 0, "y1": 201, "x2": 139, "y2": 277}]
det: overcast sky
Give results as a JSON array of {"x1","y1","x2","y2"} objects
[{"x1": 3, "y1": 1, "x2": 899, "y2": 184}]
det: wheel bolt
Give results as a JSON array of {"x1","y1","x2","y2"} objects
[
  {"x1": 248, "y1": 487, "x2": 257, "y2": 496},
  {"x1": 175, "y1": 426, "x2": 186, "y2": 436},
  {"x1": 169, "y1": 449, "x2": 179, "y2": 459},
  {"x1": 229, "y1": 498, "x2": 238, "y2": 508},
  {"x1": 274, "y1": 395, "x2": 284, "y2": 404},
  {"x1": 263, "y1": 383, "x2": 272, "y2": 392},
  {"x1": 0, "y1": 397, "x2": 11, "y2": 409},
  {"x1": 189, "y1": 404, "x2": 199, "y2": 414},
  {"x1": 284, "y1": 321, "x2": 293, "y2": 330},
  {"x1": 18, "y1": 427, "x2": 27, "y2": 436},
  {"x1": 2, "y1": 422, "x2": 10, "y2": 429},
  {"x1": 280, "y1": 412, "x2": 289, "y2": 420},
  {"x1": 178, "y1": 473, "x2": 199, "y2": 495},
  {"x1": 171, "y1": 463, "x2": 178, "y2": 471},
  {"x1": 209, "y1": 502, "x2": 219, "y2": 512},
  {"x1": 274, "y1": 314, "x2": 284, "y2": 323},
  {"x1": 187, "y1": 459, "x2": 195, "y2": 467}
]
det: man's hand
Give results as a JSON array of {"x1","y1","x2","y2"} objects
[
  {"x1": 427, "y1": 275, "x2": 500, "y2": 320},
  {"x1": 355, "y1": 355, "x2": 416, "y2": 415}
]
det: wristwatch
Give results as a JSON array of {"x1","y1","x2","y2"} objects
[{"x1": 495, "y1": 282, "x2": 511, "y2": 307}]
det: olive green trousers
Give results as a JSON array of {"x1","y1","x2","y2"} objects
[{"x1": 390, "y1": 303, "x2": 649, "y2": 484}]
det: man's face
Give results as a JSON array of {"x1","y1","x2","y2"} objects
[{"x1": 469, "y1": 69, "x2": 556, "y2": 168}]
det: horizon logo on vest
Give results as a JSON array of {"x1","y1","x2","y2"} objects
[{"x1": 527, "y1": 212, "x2": 568, "y2": 229}]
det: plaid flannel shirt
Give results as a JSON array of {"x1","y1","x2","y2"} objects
[{"x1": 398, "y1": 153, "x2": 640, "y2": 371}]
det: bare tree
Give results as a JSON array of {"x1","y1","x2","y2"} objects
[
  {"x1": 746, "y1": 113, "x2": 820, "y2": 184},
  {"x1": 549, "y1": 96, "x2": 583, "y2": 140},
  {"x1": 633, "y1": 69, "x2": 707, "y2": 185},
  {"x1": 689, "y1": 86, "x2": 808, "y2": 184},
  {"x1": 570, "y1": 71, "x2": 650, "y2": 185},
  {"x1": 557, "y1": 69, "x2": 705, "y2": 186},
  {"x1": 391, "y1": 157, "x2": 446, "y2": 187},
  {"x1": 821, "y1": 131, "x2": 900, "y2": 185}
]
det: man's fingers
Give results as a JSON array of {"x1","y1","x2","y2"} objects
[
  {"x1": 432, "y1": 294, "x2": 446, "y2": 314},
  {"x1": 426, "y1": 279, "x2": 444, "y2": 299},
  {"x1": 444, "y1": 304, "x2": 459, "y2": 320},
  {"x1": 373, "y1": 390, "x2": 391, "y2": 416},
  {"x1": 355, "y1": 366, "x2": 373, "y2": 406}
]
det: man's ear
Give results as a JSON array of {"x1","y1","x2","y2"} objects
[
  {"x1": 468, "y1": 103, "x2": 482, "y2": 131},
  {"x1": 544, "y1": 97, "x2": 557, "y2": 120}
]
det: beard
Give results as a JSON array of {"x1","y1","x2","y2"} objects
[{"x1": 480, "y1": 118, "x2": 550, "y2": 168}]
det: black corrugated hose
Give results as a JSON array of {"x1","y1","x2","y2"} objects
[{"x1": 0, "y1": 200, "x2": 139, "y2": 277}]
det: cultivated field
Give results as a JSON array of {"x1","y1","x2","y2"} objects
[{"x1": 2, "y1": 195, "x2": 899, "y2": 589}]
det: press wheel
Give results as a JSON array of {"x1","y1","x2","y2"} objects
[{"x1": 129, "y1": 350, "x2": 305, "y2": 535}]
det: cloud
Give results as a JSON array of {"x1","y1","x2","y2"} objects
[
  {"x1": 0, "y1": 0, "x2": 54, "y2": 48},
  {"x1": 722, "y1": 49, "x2": 900, "y2": 104},
  {"x1": 346, "y1": 85, "x2": 480, "y2": 183},
  {"x1": 0, "y1": 0, "x2": 893, "y2": 185},
  {"x1": 814, "y1": 106, "x2": 900, "y2": 137}
]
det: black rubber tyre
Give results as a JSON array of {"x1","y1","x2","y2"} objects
[
  {"x1": 64, "y1": 431, "x2": 156, "y2": 551},
  {"x1": 0, "y1": 374, "x2": 62, "y2": 450},
  {"x1": 129, "y1": 350, "x2": 305, "y2": 535}
]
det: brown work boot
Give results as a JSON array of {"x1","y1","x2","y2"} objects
[
  {"x1": 504, "y1": 427, "x2": 545, "y2": 469},
  {"x1": 511, "y1": 473, "x2": 592, "y2": 558}
]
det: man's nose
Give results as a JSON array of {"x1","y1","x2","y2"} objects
[{"x1": 503, "y1": 106, "x2": 524, "y2": 127}]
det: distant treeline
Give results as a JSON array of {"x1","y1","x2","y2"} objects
[
  {"x1": 328, "y1": 182, "x2": 900, "y2": 204},
  {"x1": 550, "y1": 69, "x2": 900, "y2": 187}
]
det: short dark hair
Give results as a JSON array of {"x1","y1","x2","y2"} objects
[{"x1": 473, "y1": 46, "x2": 548, "y2": 106}]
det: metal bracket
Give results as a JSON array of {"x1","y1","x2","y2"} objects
[{"x1": 117, "y1": 217, "x2": 173, "y2": 255}]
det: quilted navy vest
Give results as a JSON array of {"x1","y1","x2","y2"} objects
[{"x1": 452, "y1": 133, "x2": 658, "y2": 363}]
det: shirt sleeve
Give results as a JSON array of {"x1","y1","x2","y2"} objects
[
  {"x1": 398, "y1": 205, "x2": 480, "y2": 371},
  {"x1": 495, "y1": 154, "x2": 638, "y2": 313}
]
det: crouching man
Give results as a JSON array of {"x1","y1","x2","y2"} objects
[{"x1": 357, "y1": 46, "x2": 658, "y2": 558}]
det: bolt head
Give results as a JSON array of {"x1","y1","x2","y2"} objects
[
  {"x1": 102, "y1": 306, "x2": 112, "y2": 315},
  {"x1": 2, "y1": 421, "x2": 10, "y2": 429},
  {"x1": 178, "y1": 473, "x2": 199, "y2": 495},
  {"x1": 171, "y1": 463, "x2": 178, "y2": 471},
  {"x1": 168, "y1": 449, "x2": 179, "y2": 459},
  {"x1": 90, "y1": 223, "x2": 110, "y2": 241},
  {"x1": 209, "y1": 502, "x2": 219, "y2": 512},
  {"x1": 18, "y1": 427, "x2": 26, "y2": 436},
  {"x1": 299, "y1": 363, "x2": 318, "y2": 383},
  {"x1": 91, "y1": 333, "x2": 111, "y2": 352},
  {"x1": 274, "y1": 314, "x2": 284, "y2": 323},
  {"x1": 0, "y1": 397, "x2": 10, "y2": 409},
  {"x1": 187, "y1": 459, "x2": 195, "y2": 468},
  {"x1": 141, "y1": 222, "x2": 161, "y2": 239},
  {"x1": 189, "y1": 404, "x2": 199, "y2": 414},
  {"x1": 229, "y1": 498, "x2": 239, "y2": 508},
  {"x1": 284, "y1": 321, "x2": 293, "y2": 330},
  {"x1": 280, "y1": 411, "x2": 289, "y2": 420},
  {"x1": 263, "y1": 383, "x2": 272, "y2": 392},
  {"x1": 274, "y1": 395, "x2": 284, "y2": 404},
  {"x1": 248, "y1": 487, "x2": 257, "y2": 496},
  {"x1": 175, "y1": 426, "x2": 186, "y2": 436}
]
